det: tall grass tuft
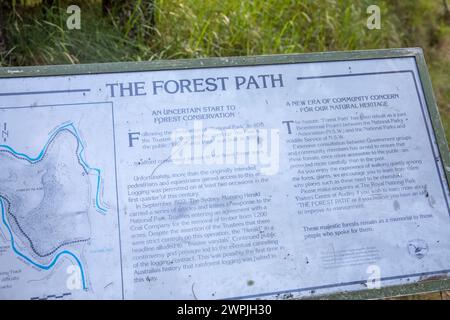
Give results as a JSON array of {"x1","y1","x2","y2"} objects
[{"x1": 0, "y1": 0, "x2": 449, "y2": 138}]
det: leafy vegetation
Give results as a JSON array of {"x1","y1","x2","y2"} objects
[{"x1": 1, "y1": 0, "x2": 449, "y2": 140}]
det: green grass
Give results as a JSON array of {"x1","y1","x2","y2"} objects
[
  {"x1": 154, "y1": 0, "x2": 395, "y2": 57},
  {"x1": 1, "y1": 0, "x2": 449, "y2": 141}
]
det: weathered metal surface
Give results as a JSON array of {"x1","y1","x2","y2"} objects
[{"x1": 0, "y1": 48, "x2": 448, "y2": 299}]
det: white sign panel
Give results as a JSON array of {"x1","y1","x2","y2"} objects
[{"x1": 0, "y1": 53, "x2": 449, "y2": 299}]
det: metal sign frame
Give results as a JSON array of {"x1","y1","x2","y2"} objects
[{"x1": 0, "y1": 48, "x2": 449, "y2": 299}]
